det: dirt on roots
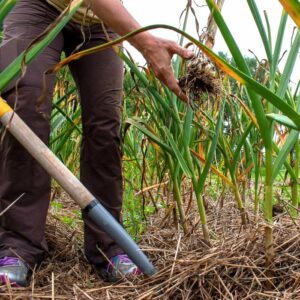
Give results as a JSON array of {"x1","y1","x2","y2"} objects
[
  {"x1": 1, "y1": 192, "x2": 300, "y2": 300},
  {"x1": 178, "y1": 55, "x2": 223, "y2": 104}
]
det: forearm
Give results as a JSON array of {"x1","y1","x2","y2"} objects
[
  {"x1": 86, "y1": 0, "x2": 153, "y2": 51},
  {"x1": 85, "y1": 0, "x2": 194, "y2": 102}
]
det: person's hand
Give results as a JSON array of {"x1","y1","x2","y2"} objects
[
  {"x1": 85, "y1": 0, "x2": 194, "y2": 101},
  {"x1": 130, "y1": 34, "x2": 195, "y2": 102}
]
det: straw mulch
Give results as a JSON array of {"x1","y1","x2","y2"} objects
[{"x1": 1, "y1": 193, "x2": 300, "y2": 300}]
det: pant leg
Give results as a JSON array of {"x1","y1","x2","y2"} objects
[
  {"x1": 0, "y1": 0, "x2": 63, "y2": 267},
  {"x1": 64, "y1": 25, "x2": 124, "y2": 265}
]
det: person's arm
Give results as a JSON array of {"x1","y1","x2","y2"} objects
[{"x1": 86, "y1": 0, "x2": 194, "y2": 102}]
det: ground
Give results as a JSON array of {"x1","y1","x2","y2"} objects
[{"x1": 1, "y1": 191, "x2": 300, "y2": 300}]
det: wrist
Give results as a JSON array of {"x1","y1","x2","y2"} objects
[{"x1": 128, "y1": 31, "x2": 156, "y2": 55}]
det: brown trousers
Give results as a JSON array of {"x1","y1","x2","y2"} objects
[{"x1": 0, "y1": 0, "x2": 124, "y2": 267}]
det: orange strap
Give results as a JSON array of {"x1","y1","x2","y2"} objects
[{"x1": 0, "y1": 97, "x2": 13, "y2": 117}]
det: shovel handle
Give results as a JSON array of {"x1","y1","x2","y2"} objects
[{"x1": 0, "y1": 97, "x2": 156, "y2": 276}]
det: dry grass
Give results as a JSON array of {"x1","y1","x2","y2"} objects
[{"x1": 1, "y1": 192, "x2": 300, "y2": 300}]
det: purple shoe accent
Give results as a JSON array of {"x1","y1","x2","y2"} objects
[
  {"x1": 0, "y1": 274, "x2": 21, "y2": 287},
  {"x1": 0, "y1": 257, "x2": 20, "y2": 266},
  {"x1": 0, "y1": 274, "x2": 8, "y2": 284},
  {"x1": 108, "y1": 254, "x2": 142, "y2": 275},
  {"x1": 103, "y1": 254, "x2": 142, "y2": 281},
  {"x1": 107, "y1": 254, "x2": 128, "y2": 272},
  {"x1": 0, "y1": 256, "x2": 29, "y2": 287},
  {"x1": 95, "y1": 253, "x2": 142, "y2": 282}
]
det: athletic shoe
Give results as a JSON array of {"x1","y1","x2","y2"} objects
[
  {"x1": 0, "y1": 256, "x2": 29, "y2": 287},
  {"x1": 97, "y1": 254, "x2": 142, "y2": 282}
]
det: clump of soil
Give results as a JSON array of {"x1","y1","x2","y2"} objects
[{"x1": 179, "y1": 55, "x2": 223, "y2": 103}]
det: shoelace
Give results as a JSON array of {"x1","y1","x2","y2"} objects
[{"x1": 0, "y1": 257, "x2": 20, "y2": 267}]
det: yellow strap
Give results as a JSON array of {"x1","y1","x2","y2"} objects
[{"x1": 0, "y1": 97, "x2": 13, "y2": 117}]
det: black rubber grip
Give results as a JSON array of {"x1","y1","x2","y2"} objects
[{"x1": 83, "y1": 199, "x2": 98, "y2": 214}]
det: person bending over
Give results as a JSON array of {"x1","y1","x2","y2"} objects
[{"x1": 0, "y1": 0, "x2": 193, "y2": 285}]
